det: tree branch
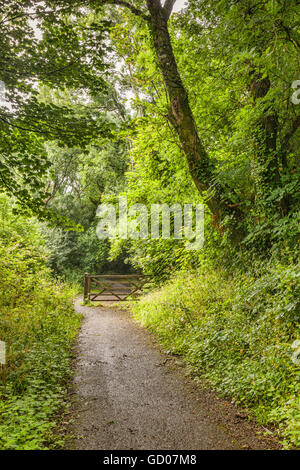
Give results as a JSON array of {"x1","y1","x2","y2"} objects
[{"x1": 163, "y1": 0, "x2": 177, "y2": 19}]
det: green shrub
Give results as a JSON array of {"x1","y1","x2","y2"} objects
[{"x1": 131, "y1": 264, "x2": 300, "y2": 448}]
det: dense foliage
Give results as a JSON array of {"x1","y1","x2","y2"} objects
[
  {"x1": 0, "y1": 196, "x2": 80, "y2": 449},
  {"x1": 131, "y1": 264, "x2": 300, "y2": 448}
]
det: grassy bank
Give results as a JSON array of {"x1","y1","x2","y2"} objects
[
  {"x1": 0, "y1": 238, "x2": 81, "y2": 449},
  {"x1": 131, "y1": 264, "x2": 300, "y2": 448}
]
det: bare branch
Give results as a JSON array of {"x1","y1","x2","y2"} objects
[{"x1": 163, "y1": 0, "x2": 177, "y2": 19}]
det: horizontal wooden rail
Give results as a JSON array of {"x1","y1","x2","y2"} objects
[{"x1": 84, "y1": 273, "x2": 150, "y2": 302}]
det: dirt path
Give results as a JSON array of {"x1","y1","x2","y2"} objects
[{"x1": 66, "y1": 300, "x2": 278, "y2": 450}]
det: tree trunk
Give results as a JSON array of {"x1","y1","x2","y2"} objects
[
  {"x1": 145, "y1": 0, "x2": 246, "y2": 229},
  {"x1": 250, "y1": 73, "x2": 280, "y2": 188},
  {"x1": 103, "y1": 0, "x2": 245, "y2": 232},
  {"x1": 145, "y1": 0, "x2": 226, "y2": 220}
]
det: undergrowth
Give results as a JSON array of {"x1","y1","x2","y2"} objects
[
  {"x1": 131, "y1": 263, "x2": 300, "y2": 448},
  {"x1": 0, "y1": 237, "x2": 81, "y2": 449}
]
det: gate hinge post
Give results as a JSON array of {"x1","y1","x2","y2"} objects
[{"x1": 83, "y1": 272, "x2": 90, "y2": 303}]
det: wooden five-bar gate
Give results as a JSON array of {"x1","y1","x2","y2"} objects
[{"x1": 83, "y1": 273, "x2": 150, "y2": 302}]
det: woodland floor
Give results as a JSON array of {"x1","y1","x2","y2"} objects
[{"x1": 65, "y1": 299, "x2": 280, "y2": 450}]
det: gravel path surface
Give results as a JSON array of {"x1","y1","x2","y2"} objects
[{"x1": 66, "y1": 300, "x2": 278, "y2": 450}]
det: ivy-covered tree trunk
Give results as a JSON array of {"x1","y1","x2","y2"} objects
[
  {"x1": 250, "y1": 72, "x2": 291, "y2": 216},
  {"x1": 101, "y1": 0, "x2": 246, "y2": 232}
]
